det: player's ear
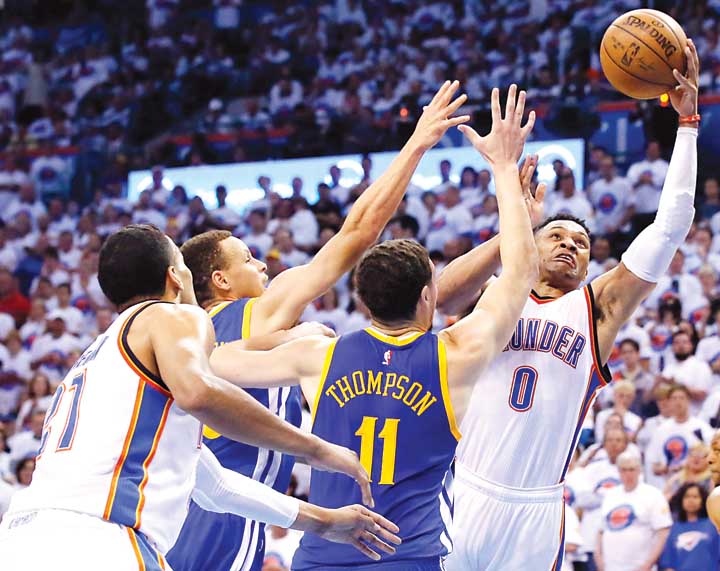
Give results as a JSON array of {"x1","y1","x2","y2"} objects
[
  {"x1": 167, "y1": 265, "x2": 183, "y2": 293},
  {"x1": 210, "y1": 269, "x2": 229, "y2": 292}
]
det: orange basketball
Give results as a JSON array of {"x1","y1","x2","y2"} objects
[{"x1": 600, "y1": 9, "x2": 687, "y2": 99}]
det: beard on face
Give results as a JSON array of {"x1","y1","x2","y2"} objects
[{"x1": 674, "y1": 350, "x2": 692, "y2": 362}]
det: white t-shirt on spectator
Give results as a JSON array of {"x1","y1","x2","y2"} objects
[
  {"x1": 280, "y1": 249, "x2": 309, "y2": 268},
  {"x1": 211, "y1": 206, "x2": 241, "y2": 228},
  {"x1": 3, "y1": 199, "x2": 47, "y2": 224},
  {"x1": 52, "y1": 307, "x2": 85, "y2": 335},
  {"x1": 699, "y1": 388, "x2": 720, "y2": 427},
  {"x1": 30, "y1": 332, "x2": 84, "y2": 362},
  {"x1": 646, "y1": 273, "x2": 703, "y2": 314},
  {"x1": 132, "y1": 208, "x2": 167, "y2": 230},
  {"x1": 588, "y1": 176, "x2": 633, "y2": 234},
  {"x1": 290, "y1": 210, "x2": 319, "y2": 249},
  {"x1": 646, "y1": 416, "x2": 714, "y2": 476},
  {"x1": 661, "y1": 357, "x2": 713, "y2": 415},
  {"x1": 426, "y1": 204, "x2": 473, "y2": 252},
  {"x1": 19, "y1": 319, "x2": 45, "y2": 344},
  {"x1": 242, "y1": 232, "x2": 273, "y2": 260},
  {"x1": 0, "y1": 477, "x2": 15, "y2": 520},
  {"x1": 0, "y1": 242, "x2": 18, "y2": 272},
  {"x1": 546, "y1": 191, "x2": 594, "y2": 221},
  {"x1": 594, "y1": 409, "x2": 643, "y2": 444},
  {"x1": 3, "y1": 350, "x2": 31, "y2": 381},
  {"x1": 338, "y1": 311, "x2": 371, "y2": 335},
  {"x1": 304, "y1": 307, "x2": 347, "y2": 334},
  {"x1": 263, "y1": 528, "x2": 302, "y2": 570},
  {"x1": 58, "y1": 248, "x2": 82, "y2": 271},
  {"x1": 600, "y1": 484, "x2": 672, "y2": 571},
  {"x1": 576, "y1": 459, "x2": 622, "y2": 553},
  {"x1": 0, "y1": 313, "x2": 14, "y2": 340},
  {"x1": 7, "y1": 431, "x2": 42, "y2": 465},
  {"x1": 626, "y1": 159, "x2": 669, "y2": 215},
  {"x1": 30, "y1": 156, "x2": 70, "y2": 196}
]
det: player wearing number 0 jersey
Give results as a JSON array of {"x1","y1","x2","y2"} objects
[
  {"x1": 168, "y1": 79, "x2": 472, "y2": 571},
  {"x1": 440, "y1": 39, "x2": 701, "y2": 571},
  {"x1": 0, "y1": 225, "x2": 402, "y2": 570},
  {"x1": 209, "y1": 84, "x2": 540, "y2": 570}
]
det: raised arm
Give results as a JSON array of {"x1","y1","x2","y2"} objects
[
  {"x1": 250, "y1": 81, "x2": 470, "y2": 335},
  {"x1": 144, "y1": 304, "x2": 374, "y2": 505},
  {"x1": 439, "y1": 85, "x2": 539, "y2": 420},
  {"x1": 591, "y1": 39, "x2": 699, "y2": 364},
  {"x1": 436, "y1": 156, "x2": 546, "y2": 315}
]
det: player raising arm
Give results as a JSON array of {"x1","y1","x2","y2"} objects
[
  {"x1": 169, "y1": 80, "x2": 470, "y2": 571},
  {"x1": 210, "y1": 85, "x2": 538, "y2": 570},
  {"x1": 0, "y1": 225, "x2": 398, "y2": 570}
]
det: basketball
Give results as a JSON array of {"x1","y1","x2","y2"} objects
[{"x1": 600, "y1": 9, "x2": 688, "y2": 99}]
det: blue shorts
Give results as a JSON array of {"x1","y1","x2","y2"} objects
[
  {"x1": 167, "y1": 501, "x2": 265, "y2": 571},
  {"x1": 291, "y1": 556, "x2": 444, "y2": 571}
]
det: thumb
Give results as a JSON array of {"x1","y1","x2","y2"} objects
[
  {"x1": 535, "y1": 182, "x2": 547, "y2": 203},
  {"x1": 457, "y1": 124, "x2": 482, "y2": 147}
]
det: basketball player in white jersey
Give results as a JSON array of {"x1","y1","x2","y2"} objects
[
  {"x1": 439, "y1": 40, "x2": 700, "y2": 570},
  {"x1": 0, "y1": 224, "x2": 400, "y2": 570}
]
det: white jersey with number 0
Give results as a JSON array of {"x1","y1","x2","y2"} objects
[
  {"x1": 457, "y1": 286, "x2": 611, "y2": 488},
  {"x1": 7, "y1": 301, "x2": 203, "y2": 554}
]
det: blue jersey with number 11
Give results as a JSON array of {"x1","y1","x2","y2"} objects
[{"x1": 293, "y1": 328, "x2": 459, "y2": 570}]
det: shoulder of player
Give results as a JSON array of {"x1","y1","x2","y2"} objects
[{"x1": 142, "y1": 303, "x2": 210, "y2": 331}]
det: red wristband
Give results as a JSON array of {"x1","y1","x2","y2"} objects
[{"x1": 679, "y1": 114, "x2": 701, "y2": 124}]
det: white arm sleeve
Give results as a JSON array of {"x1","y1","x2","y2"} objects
[
  {"x1": 192, "y1": 444, "x2": 300, "y2": 528},
  {"x1": 621, "y1": 127, "x2": 698, "y2": 283}
]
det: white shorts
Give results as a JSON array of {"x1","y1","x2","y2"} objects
[
  {"x1": 0, "y1": 509, "x2": 169, "y2": 570},
  {"x1": 445, "y1": 464, "x2": 565, "y2": 571}
]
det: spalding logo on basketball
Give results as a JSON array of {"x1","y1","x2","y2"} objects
[
  {"x1": 600, "y1": 9, "x2": 688, "y2": 99},
  {"x1": 607, "y1": 504, "x2": 636, "y2": 531},
  {"x1": 664, "y1": 436, "x2": 688, "y2": 466}
]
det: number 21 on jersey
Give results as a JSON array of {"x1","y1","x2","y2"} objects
[
  {"x1": 37, "y1": 370, "x2": 87, "y2": 458},
  {"x1": 508, "y1": 366, "x2": 539, "y2": 412}
]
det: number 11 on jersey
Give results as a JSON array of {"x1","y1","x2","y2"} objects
[{"x1": 355, "y1": 416, "x2": 400, "y2": 485}]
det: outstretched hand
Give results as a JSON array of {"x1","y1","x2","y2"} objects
[
  {"x1": 411, "y1": 80, "x2": 471, "y2": 151},
  {"x1": 458, "y1": 84, "x2": 535, "y2": 166},
  {"x1": 669, "y1": 38, "x2": 699, "y2": 117},
  {"x1": 317, "y1": 505, "x2": 402, "y2": 561},
  {"x1": 519, "y1": 154, "x2": 547, "y2": 227}
]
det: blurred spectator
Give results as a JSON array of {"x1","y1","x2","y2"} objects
[
  {"x1": 426, "y1": 186, "x2": 472, "y2": 253},
  {"x1": 273, "y1": 229, "x2": 309, "y2": 268},
  {"x1": 13, "y1": 456, "x2": 35, "y2": 488},
  {"x1": 8, "y1": 409, "x2": 44, "y2": 466},
  {"x1": 588, "y1": 156, "x2": 633, "y2": 238},
  {"x1": 596, "y1": 452, "x2": 671, "y2": 571},
  {"x1": 210, "y1": 185, "x2": 241, "y2": 230},
  {"x1": 663, "y1": 443, "x2": 713, "y2": 500},
  {"x1": 595, "y1": 381, "x2": 642, "y2": 444},
  {"x1": 546, "y1": 168, "x2": 593, "y2": 221},
  {"x1": 14, "y1": 372, "x2": 52, "y2": 432},
  {"x1": 661, "y1": 332, "x2": 713, "y2": 416},
  {"x1": 660, "y1": 483, "x2": 720, "y2": 571},
  {"x1": 627, "y1": 141, "x2": 669, "y2": 234},
  {"x1": 0, "y1": 268, "x2": 30, "y2": 325}
]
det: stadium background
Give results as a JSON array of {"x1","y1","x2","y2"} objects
[{"x1": 0, "y1": 1, "x2": 719, "y2": 569}]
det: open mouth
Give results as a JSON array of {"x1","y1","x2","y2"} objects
[{"x1": 554, "y1": 253, "x2": 576, "y2": 269}]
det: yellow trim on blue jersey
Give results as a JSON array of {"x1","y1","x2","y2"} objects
[
  {"x1": 311, "y1": 339, "x2": 338, "y2": 425},
  {"x1": 202, "y1": 425, "x2": 222, "y2": 439},
  {"x1": 241, "y1": 298, "x2": 257, "y2": 340},
  {"x1": 207, "y1": 301, "x2": 231, "y2": 318},
  {"x1": 364, "y1": 327, "x2": 424, "y2": 346},
  {"x1": 437, "y1": 339, "x2": 462, "y2": 441}
]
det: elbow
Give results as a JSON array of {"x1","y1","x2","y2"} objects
[{"x1": 173, "y1": 376, "x2": 214, "y2": 414}]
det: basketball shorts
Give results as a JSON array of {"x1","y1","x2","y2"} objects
[
  {"x1": 444, "y1": 463, "x2": 565, "y2": 571},
  {"x1": 0, "y1": 508, "x2": 168, "y2": 570}
]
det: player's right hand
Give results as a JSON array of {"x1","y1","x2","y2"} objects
[
  {"x1": 304, "y1": 439, "x2": 375, "y2": 507},
  {"x1": 458, "y1": 84, "x2": 535, "y2": 167},
  {"x1": 289, "y1": 321, "x2": 336, "y2": 340},
  {"x1": 315, "y1": 505, "x2": 401, "y2": 561},
  {"x1": 409, "y1": 80, "x2": 470, "y2": 151}
]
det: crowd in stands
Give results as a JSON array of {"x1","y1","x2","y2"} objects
[{"x1": 1, "y1": 1, "x2": 720, "y2": 570}]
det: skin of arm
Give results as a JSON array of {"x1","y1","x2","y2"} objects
[
  {"x1": 436, "y1": 155, "x2": 546, "y2": 315},
  {"x1": 708, "y1": 489, "x2": 720, "y2": 531},
  {"x1": 439, "y1": 85, "x2": 539, "y2": 422},
  {"x1": 134, "y1": 303, "x2": 374, "y2": 505},
  {"x1": 641, "y1": 528, "x2": 671, "y2": 570},
  {"x1": 591, "y1": 40, "x2": 699, "y2": 365},
  {"x1": 238, "y1": 322, "x2": 335, "y2": 351},
  {"x1": 250, "y1": 81, "x2": 470, "y2": 335},
  {"x1": 595, "y1": 530, "x2": 604, "y2": 571}
]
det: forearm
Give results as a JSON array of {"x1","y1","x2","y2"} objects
[
  {"x1": 495, "y1": 163, "x2": 538, "y2": 284},
  {"x1": 210, "y1": 342, "x2": 300, "y2": 388},
  {"x1": 188, "y1": 373, "x2": 321, "y2": 457},
  {"x1": 437, "y1": 235, "x2": 501, "y2": 315},
  {"x1": 621, "y1": 127, "x2": 697, "y2": 283},
  {"x1": 193, "y1": 444, "x2": 300, "y2": 527},
  {"x1": 642, "y1": 530, "x2": 670, "y2": 567},
  {"x1": 239, "y1": 329, "x2": 300, "y2": 351}
]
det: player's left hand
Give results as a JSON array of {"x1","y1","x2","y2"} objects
[
  {"x1": 410, "y1": 80, "x2": 471, "y2": 151},
  {"x1": 316, "y1": 504, "x2": 401, "y2": 561},
  {"x1": 303, "y1": 439, "x2": 375, "y2": 507},
  {"x1": 288, "y1": 321, "x2": 336, "y2": 340},
  {"x1": 670, "y1": 38, "x2": 699, "y2": 117}
]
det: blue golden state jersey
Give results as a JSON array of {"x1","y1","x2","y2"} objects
[
  {"x1": 293, "y1": 328, "x2": 459, "y2": 570},
  {"x1": 167, "y1": 298, "x2": 303, "y2": 571}
]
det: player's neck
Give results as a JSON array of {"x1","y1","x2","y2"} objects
[
  {"x1": 532, "y1": 281, "x2": 574, "y2": 299},
  {"x1": 369, "y1": 319, "x2": 425, "y2": 338},
  {"x1": 204, "y1": 294, "x2": 239, "y2": 312}
]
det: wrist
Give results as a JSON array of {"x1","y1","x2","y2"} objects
[{"x1": 293, "y1": 503, "x2": 330, "y2": 533}]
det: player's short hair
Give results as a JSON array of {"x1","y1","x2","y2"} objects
[
  {"x1": 180, "y1": 230, "x2": 232, "y2": 307},
  {"x1": 668, "y1": 383, "x2": 691, "y2": 399},
  {"x1": 99, "y1": 225, "x2": 174, "y2": 307},
  {"x1": 355, "y1": 239, "x2": 432, "y2": 323},
  {"x1": 534, "y1": 214, "x2": 591, "y2": 237}
]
